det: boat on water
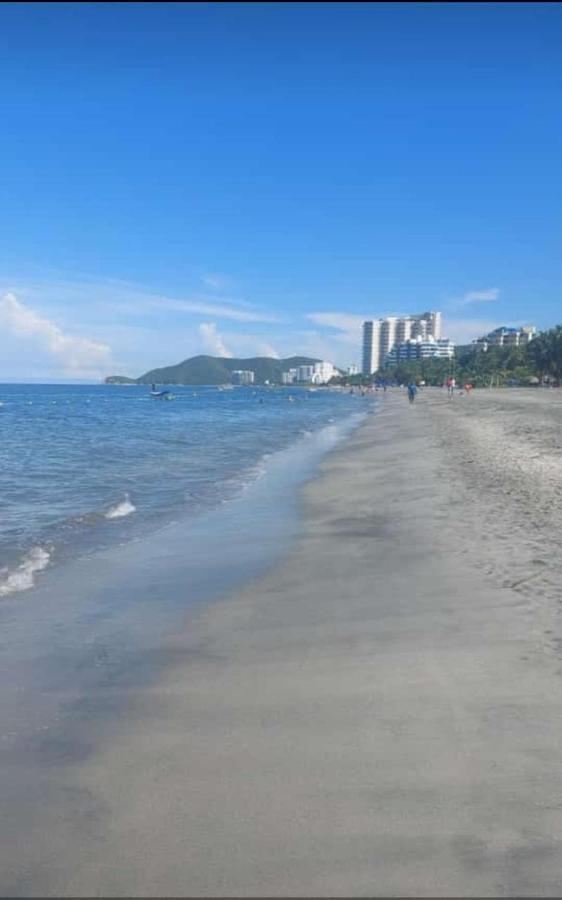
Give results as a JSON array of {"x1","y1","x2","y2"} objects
[{"x1": 150, "y1": 384, "x2": 175, "y2": 400}]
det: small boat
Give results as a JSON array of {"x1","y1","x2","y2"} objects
[{"x1": 150, "y1": 384, "x2": 175, "y2": 400}]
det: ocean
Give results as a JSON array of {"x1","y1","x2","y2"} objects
[
  {"x1": 0, "y1": 382, "x2": 372, "y2": 762},
  {"x1": 0, "y1": 383, "x2": 368, "y2": 596}
]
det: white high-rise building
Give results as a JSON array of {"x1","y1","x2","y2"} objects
[
  {"x1": 395, "y1": 317, "x2": 412, "y2": 344},
  {"x1": 298, "y1": 365, "x2": 315, "y2": 382},
  {"x1": 362, "y1": 310, "x2": 444, "y2": 374},
  {"x1": 362, "y1": 320, "x2": 380, "y2": 375},
  {"x1": 231, "y1": 370, "x2": 255, "y2": 385},
  {"x1": 379, "y1": 317, "x2": 398, "y2": 363},
  {"x1": 429, "y1": 311, "x2": 442, "y2": 340}
]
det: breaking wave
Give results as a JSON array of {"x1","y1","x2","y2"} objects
[
  {"x1": 105, "y1": 494, "x2": 136, "y2": 520},
  {"x1": 0, "y1": 546, "x2": 51, "y2": 597}
]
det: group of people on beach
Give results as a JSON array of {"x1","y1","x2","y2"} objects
[
  {"x1": 406, "y1": 377, "x2": 474, "y2": 404},
  {"x1": 445, "y1": 377, "x2": 473, "y2": 397}
]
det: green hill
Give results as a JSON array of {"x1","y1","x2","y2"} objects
[
  {"x1": 105, "y1": 375, "x2": 137, "y2": 384},
  {"x1": 105, "y1": 355, "x2": 322, "y2": 386}
]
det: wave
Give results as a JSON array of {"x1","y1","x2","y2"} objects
[
  {"x1": 0, "y1": 546, "x2": 51, "y2": 597},
  {"x1": 105, "y1": 494, "x2": 137, "y2": 520}
]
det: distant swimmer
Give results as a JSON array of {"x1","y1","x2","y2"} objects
[{"x1": 407, "y1": 383, "x2": 418, "y2": 405}]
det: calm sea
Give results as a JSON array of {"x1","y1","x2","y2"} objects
[
  {"x1": 0, "y1": 383, "x2": 367, "y2": 598},
  {"x1": 0, "y1": 380, "x2": 375, "y2": 818}
]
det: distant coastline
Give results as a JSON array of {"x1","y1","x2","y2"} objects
[{"x1": 105, "y1": 354, "x2": 324, "y2": 386}]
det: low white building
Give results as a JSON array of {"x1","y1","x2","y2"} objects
[
  {"x1": 385, "y1": 336, "x2": 455, "y2": 366},
  {"x1": 474, "y1": 325, "x2": 536, "y2": 349}
]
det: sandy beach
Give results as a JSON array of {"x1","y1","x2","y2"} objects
[{"x1": 4, "y1": 388, "x2": 562, "y2": 897}]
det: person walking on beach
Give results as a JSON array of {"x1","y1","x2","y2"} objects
[
  {"x1": 407, "y1": 382, "x2": 418, "y2": 404},
  {"x1": 447, "y1": 377, "x2": 456, "y2": 397}
]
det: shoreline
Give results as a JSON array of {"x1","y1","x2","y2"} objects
[
  {"x1": 4, "y1": 389, "x2": 562, "y2": 896},
  {"x1": 0, "y1": 405, "x2": 369, "y2": 765}
]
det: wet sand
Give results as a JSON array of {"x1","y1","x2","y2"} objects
[{"x1": 4, "y1": 388, "x2": 562, "y2": 896}]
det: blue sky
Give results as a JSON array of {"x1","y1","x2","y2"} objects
[{"x1": 0, "y1": 2, "x2": 560, "y2": 380}]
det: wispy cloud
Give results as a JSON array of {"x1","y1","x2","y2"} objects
[
  {"x1": 0, "y1": 293, "x2": 111, "y2": 376},
  {"x1": 3, "y1": 276, "x2": 282, "y2": 324},
  {"x1": 201, "y1": 273, "x2": 228, "y2": 292},
  {"x1": 306, "y1": 312, "x2": 366, "y2": 333},
  {"x1": 256, "y1": 341, "x2": 280, "y2": 359},
  {"x1": 449, "y1": 287, "x2": 500, "y2": 308},
  {"x1": 144, "y1": 296, "x2": 281, "y2": 323},
  {"x1": 198, "y1": 322, "x2": 233, "y2": 358}
]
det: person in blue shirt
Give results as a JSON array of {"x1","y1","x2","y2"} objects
[{"x1": 407, "y1": 383, "x2": 418, "y2": 404}]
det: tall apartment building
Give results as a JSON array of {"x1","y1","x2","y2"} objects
[
  {"x1": 430, "y1": 311, "x2": 442, "y2": 340},
  {"x1": 362, "y1": 311, "x2": 443, "y2": 374},
  {"x1": 362, "y1": 320, "x2": 381, "y2": 375},
  {"x1": 395, "y1": 317, "x2": 412, "y2": 344},
  {"x1": 379, "y1": 317, "x2": 398, "y2": 363},
  {"x1": 231, "y1": 370, "x2": 255, "y2": 385}
]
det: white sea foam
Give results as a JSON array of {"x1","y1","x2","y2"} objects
[
  {"x1": 0, "y1": 546, "x2": 51, "y2": 597},
  {"x1": 105, "y1": 494, "x2": 136, "y2": 519}
]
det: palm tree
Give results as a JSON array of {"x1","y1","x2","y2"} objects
[{"x1": 528, "y1": 326, "x2": 562, "y2": 383}]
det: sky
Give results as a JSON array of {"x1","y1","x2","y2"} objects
[{"x1": 0, "y1": 2, "x2": 561, "y2": 381}]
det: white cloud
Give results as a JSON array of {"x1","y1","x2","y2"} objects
[
  {"x1": 198, "y1": 330, "x2": 283, "y2": 361},
  {"x1": 306, "y1": 312, "x2": 365, "y2": 333},
  {"x1": 283, "y1": 329, "x2": 353, "y2": 368},
  {"x1": 198, "y1": 322, "x2": 233, "y2": 358},
  {"x1": 2, "y1": 276, "x2": 282, "y2": 324},
  {"x1": 449, "y1": 288, "x2": 500, "y2": 308},
  {"x1": 302, "y1": 313, "x2": 364, "y2": 366},
  {"x1": 445, "y1": 318, "x2": 516, "y2": 345},
  {"x1": 149, "y1": 296, "x2": 282, "y2": 323},
  {"x1": 0, "y1": 292, "x2": 111, "y2": 377},
  {"x1": 464, "y1": 288, "x2": 500, "y2": 303},
  {"x1": 256, "y1": 341, "x2": 280, "y2": 359}
]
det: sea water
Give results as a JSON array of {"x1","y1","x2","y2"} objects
[
  {"x1": 0, "y1": 382, "x2": 373, "y2": 766},
  {"x1": 0, "y1": 383, "x2": 367, "y2": 596}
]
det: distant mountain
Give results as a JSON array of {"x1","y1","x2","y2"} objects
[
  {"x1": 105, "y1": 375, "x2": 137, "y2": 384},
  {"x1": 105, "y1": 355, "x2": 322, "y2": 386}
]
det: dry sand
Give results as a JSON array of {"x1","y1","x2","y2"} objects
[{"x1": 4, "y1": 388, "x2": 562, "y2": 896}]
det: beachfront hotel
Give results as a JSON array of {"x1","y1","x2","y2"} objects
[
  {"x1": 362, "y1": 311, "x2": 443, "y2": 374},
  {"x1": 385, "y1": 335, "x2": 455, "y2": 365},
  {"x1": 473, "y1": 325, "x2": 536, "y2": 350}
]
